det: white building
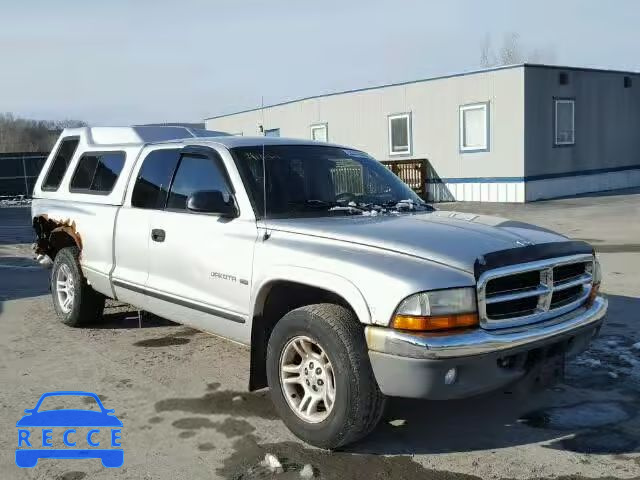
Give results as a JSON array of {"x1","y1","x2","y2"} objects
[{"x1": 206, "y1": 64, "x2": 640, "y2": 202}]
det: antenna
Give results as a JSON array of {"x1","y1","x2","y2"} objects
[{"x1": 261, "y1": 96, "x2": 270, "y2": 240}]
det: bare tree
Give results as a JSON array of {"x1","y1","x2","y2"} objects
[
  {"x1": 480, "y1": 33, "x2": 496, "y2": 68},
  {"x1": 499, "y1": 32, "x2": 523, "y2": 65},
  {"x1": 480, "y1": 32, "x2": 555, "y2": 68},
  {"x1": 0, "y1": 113, "x2": 87, "y2": 153}
]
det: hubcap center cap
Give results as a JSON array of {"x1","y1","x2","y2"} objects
[{"x1": 303, "y1": 359, "x2": 325, "y2": 392}]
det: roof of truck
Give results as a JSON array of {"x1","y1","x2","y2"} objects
[
  {"x1": 59, "y1": 126, "x2": 350, "y2": 150},
  {"x1": 193, "y1": 136, "x2": 350, "y2": 149},
  {"x1": 59, "y1": 125, "x2": 230, "y2": 147}
]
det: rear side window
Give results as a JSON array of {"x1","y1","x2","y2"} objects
[
  {"x1": 70, "y1": 152, "x2": 126, "y2": 194},
  {"x1": 167, "y1": 154, "x2": 230, "y2": 210},
  {"x1": 131, "y1": 149, "x2": 181, "y2": 209},
  {"x1": 42, "y1": 138, "x2": 80, "y2": 191}
]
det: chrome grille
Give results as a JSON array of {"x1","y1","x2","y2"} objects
[{"x1": 477, "y1": 254, "x2": 594, "y2": 330}]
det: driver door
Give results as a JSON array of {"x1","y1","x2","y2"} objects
[{"x1": 145, "y1": 147, "x2": 258, "y2": 344}]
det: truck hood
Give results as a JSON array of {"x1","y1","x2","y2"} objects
[{"x1": 267, "y1": 211, "x2": 569, "y2": 273}]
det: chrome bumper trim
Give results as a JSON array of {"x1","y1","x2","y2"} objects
[{"x1": 365, "y1": 296, "x2": 607, "y2": 360}]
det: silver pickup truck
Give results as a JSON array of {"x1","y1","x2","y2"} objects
[{"x1": 31, "y1": 126, "x2": 607, "y2": 448}]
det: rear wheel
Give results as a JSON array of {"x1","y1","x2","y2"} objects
[
  {"x1": 51, "y1": 246, "x2": 105, "y2": 326},
  {"x1": 266, "y1": 303, "x2": 386, "y2": 449}
]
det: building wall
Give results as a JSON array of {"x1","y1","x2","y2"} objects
[
  {"x1": 206, "y1": 66, "x2": 526, "y2": 202},
  {"x1": 524, "y1": 66, "x2": 640, "y2": 200}
]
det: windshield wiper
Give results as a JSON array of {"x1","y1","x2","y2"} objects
[
  {"x1": 379, "y1": 199, "x2": 434, "y2": 211},
  {"x1": 288, "y1": 199, "x2": 338, "y2": 209},
  {"x1": 288, "y1": 199, "x2": 364, "y2": 215},
  {"x1": 328, "y1": 205, "x2": 365, "y2": 215}
]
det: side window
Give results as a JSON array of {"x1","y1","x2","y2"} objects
[
  {"x1": 42, "y1": 137, "x2": 80, "y2": 190},
  {"x1": 166, "y1": 154, "x2": 230, "y2": 210},
  {"x1": 131, "y1": 149, "x2": 181, "y2": 209},
  {"x1": 70, "y1": 152, "x2": 125, "y2": 194},
  {"x1": 554, "y1": 98, "x2": 575, "y2": 146},
  {"x1": 388, "y1": 113, "x2": 411, "y2": 155}
]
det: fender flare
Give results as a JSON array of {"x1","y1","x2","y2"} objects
[
  {"x1": 247, "y1": 267, "x2": 371, "y2": 391},
  {"x1": 251, "y1": 266, "x2": 371, "y2": 325}
]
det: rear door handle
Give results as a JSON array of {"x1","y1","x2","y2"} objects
[{"x1": 151, "y1": 229, "x2": 166, "y2": 242}]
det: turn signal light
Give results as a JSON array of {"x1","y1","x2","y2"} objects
[
  {"x1": 391, "y1": 313, "x2": 479, "y2": 332},
  {"x1": 587, "y1": 283, "x2": 600, "y2": 306}
]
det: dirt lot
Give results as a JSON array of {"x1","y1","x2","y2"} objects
[{"x1": 1, "y1": 190, "x2": 639, "y2": 480}]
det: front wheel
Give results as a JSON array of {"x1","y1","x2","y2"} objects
[{"x1": 266, "y1": 304, "x2": 386, "y2": 449}]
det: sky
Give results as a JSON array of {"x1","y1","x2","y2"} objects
[{"x1": 1, "y1": 0, "x2": 638, "y2": 125}]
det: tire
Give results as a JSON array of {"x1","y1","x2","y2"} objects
[
  {"x1": 266, "y1": 303, "x2": 386, "y2": 449},
  {"x1": 50, "y1": 246, "x2": 105, "y2": 327}
]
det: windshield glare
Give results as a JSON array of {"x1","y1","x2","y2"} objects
[{"x1": 232, "y1": 145, "x2": 430, "y2": 218}]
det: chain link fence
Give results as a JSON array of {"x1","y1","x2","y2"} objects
[{"x1": 0, "y1": 152, "x2": 48, "y2": 198}]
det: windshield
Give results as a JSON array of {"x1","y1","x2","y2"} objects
[{"x1": 231, "y1": 145, "x2": 432, "y2": 219}]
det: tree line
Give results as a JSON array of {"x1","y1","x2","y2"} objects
[
  {"x1": 480, "y1": 32, "x2": 556, "y2": 68},
  {"x1": 0, "y1": 113, "x2": 86, "y2": 153}
]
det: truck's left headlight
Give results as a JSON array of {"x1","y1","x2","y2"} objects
[{"x1": 391, "y1": 287, "x2": 478, "y2": 332}]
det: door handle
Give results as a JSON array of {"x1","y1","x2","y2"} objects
[{"x1": 151, "y1": 229, "x2": 166, "y2": 242}]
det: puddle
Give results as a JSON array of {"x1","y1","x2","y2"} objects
[
  {"x1": 175, "y1": 327, "x2": 203, "y2": 336},
  {"x1": 598, "y1": 334, "x2": 635, "y2": 348},
  {"x1": 198, "y1": 442, "x2": 216, "y2": 451},
  {"x1": 521, "y1": 401, "x2": 632, "y2": 430},
  {"x1": 212, "y1": 418, "x2": 256, "y2": 438},
  {"x1": 82, "y1": 394, "x2": 107, "y2": 404},
  {"x1": 58, "y1": 473, "x2": 87, "y2": 480},
  {"x1": 556, "y1": 429, "x2": 639, "y2": 454},
  {"x1": 134, "y1": 336, "x2": 190, "y2": 347},
  {"x1": 178, "y1": 431, "x2": 197, "y2": 439},
  {"x1": 173, "y1": 417, "x2": 216, "y2": 429},
  {"x1": 607, "y1": 322, "x2": 629, "y2": 328},
  {"x1": 155, "y1": 389, "x2": 277, "y2": 420},
  {"x1": 0, "y1": 256, "x2": 40, "y2": 269},
  {"x1": 218, "y1": 435, "x2": 483, "y2": 480},
  {"x1": 172, "y1": 416, "x2": 256, "y2": 438},
  {"x1": 149, "y1": 416, "x2": 163, "y2": 424},
  {"x1": 133, "y1": 327, "x2": 205, "y2": 346},
  {"x1": 218, "y1": 432, "x2": 640, "y2": 480}
]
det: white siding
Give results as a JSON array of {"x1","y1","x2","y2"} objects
[{"x1": 206, "y1": 67, "x2": 526, "y2": 185}]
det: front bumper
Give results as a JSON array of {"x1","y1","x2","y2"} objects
[{"x1": 366, "y1": 296, "x2": 607, "y2": 399}]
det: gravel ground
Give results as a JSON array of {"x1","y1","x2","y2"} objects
[{"x1": 0, "y1": 190, "x2": 639, "y2": 480}]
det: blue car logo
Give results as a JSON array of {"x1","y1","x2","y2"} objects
[{"x1": 16, "y1": 391, "x2": 123, "y2": 468}]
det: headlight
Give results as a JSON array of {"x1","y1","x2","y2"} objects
[{"x1": 391, "y1": 287, "x2": 479, "y2": 332}]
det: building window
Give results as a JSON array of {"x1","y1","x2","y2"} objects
[
  {"x1": 311, "y1": 123, "x2": 328, "y2": 142},
  {"x1": 264, "y1": 128, "x2": 280, "y2": 137},
  {"x1": 388, "y1": 113, "x2": 411, "y2": 155},
  {"x1": 459, "y1": 103, "x2": 489, "y2": 152},
  {"x1": 554, "y1": 99, "x2": 575, "y2": 146}
]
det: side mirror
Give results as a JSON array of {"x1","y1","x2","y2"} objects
[{"x1": 187, "y1": 190, "x2": 238, "y2": 217}]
